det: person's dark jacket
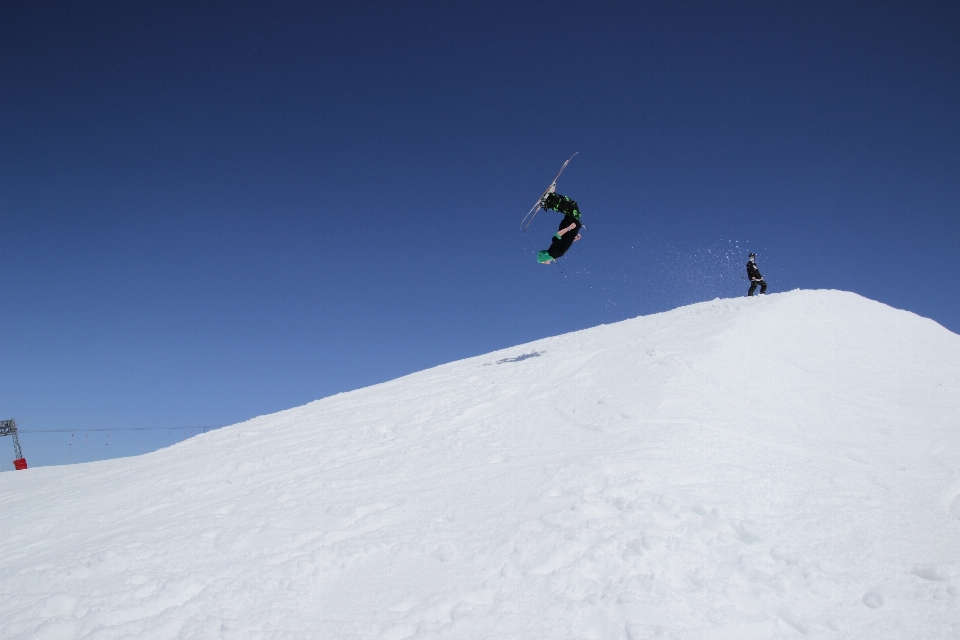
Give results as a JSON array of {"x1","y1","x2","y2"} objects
[
  {"x1": 746, "y1": 261, "x2": 763, "y2": 280},
  {"x1": 547, "y1": 214, "x2": 582, "y2": 259}
]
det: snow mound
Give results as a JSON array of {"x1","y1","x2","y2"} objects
[{"x1": 2, "y1": 290, "x2": 959, "y2": 639}]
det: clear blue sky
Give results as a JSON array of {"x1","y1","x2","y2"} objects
[{"x1": 2, "y1": 1, "x2": 958, "y2": 467}]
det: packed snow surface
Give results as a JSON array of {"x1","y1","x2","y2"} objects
[{"x1": 2, "y1": 290, "x2": 959, "y2": 639}]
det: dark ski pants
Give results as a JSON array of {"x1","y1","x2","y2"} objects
[
  {"x1": 748, "y1": 279, "x2": 767, "y2": 296},
  {"x1": 542, "y1": 193, "x2": 581, "y2": 218}
]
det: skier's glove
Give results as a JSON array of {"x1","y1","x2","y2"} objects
[{"x1": 553, "y1": 233, "x2": 562, "y2": 240}]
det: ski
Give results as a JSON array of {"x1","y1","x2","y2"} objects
[{"x1": 521, "y1": 152, "x2": 578, "y2": 232}]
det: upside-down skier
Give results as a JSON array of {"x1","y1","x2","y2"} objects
[{"x1": 537, "y1": 187, "x2": 583, "y2": 264}]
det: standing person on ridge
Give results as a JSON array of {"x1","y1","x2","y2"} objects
[
  {"x1": 746, "y1": 253, "x2": 767, "y2": 296},
  {"x1": 536, "y1": 187, "x2": 583, "y2": 264}
]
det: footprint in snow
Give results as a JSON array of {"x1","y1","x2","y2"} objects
[
  {"x1": 862, "y1": 590, "x2": 884, "y2": 608},
  {"x1": 910, "y1": 564, "x2": 951, "y2": 582}
]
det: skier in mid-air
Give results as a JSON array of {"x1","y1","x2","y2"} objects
[
  {"x1": 746, "y1": 253, "x2": 767, "y2": 296},
  {"x1": 537, "y1": 187, "x2": 583, "y2": 264}
]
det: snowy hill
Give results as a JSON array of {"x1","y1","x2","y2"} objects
[{"x1": 2, "y1": 290, "x2": 959, "y2": 639}]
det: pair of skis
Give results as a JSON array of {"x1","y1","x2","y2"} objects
[{"x1": 520, "y1": 152, "x2": 578, "y2": 233}]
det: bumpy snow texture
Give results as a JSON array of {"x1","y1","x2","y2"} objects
[{"x1": 2, "y1": 290, "x2": 959, "y2": 639}]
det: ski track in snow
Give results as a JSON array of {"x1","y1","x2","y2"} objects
[{"x1": 2, "y1": 290, "x2": 959, "y2": 639}]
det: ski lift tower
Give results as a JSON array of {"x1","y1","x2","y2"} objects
[{"x1": 0, "y1": 419, "x2": 28, "y2": 470}]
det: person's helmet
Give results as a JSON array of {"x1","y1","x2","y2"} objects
[{"x1": 748, "y1": 253, "x2": 756, "y2": 259}]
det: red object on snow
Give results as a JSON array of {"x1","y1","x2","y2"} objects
[{"x1": 13, "y1": 458, "x2": 27, "y2": 470}]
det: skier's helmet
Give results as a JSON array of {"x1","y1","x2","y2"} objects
[{"x1": 748, "y1": 253, "x2": 756, "y2": 259}]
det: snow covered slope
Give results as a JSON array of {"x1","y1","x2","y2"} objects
[{"x1": 2, "y1": 290, "x2": 959, "y2": 639}]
